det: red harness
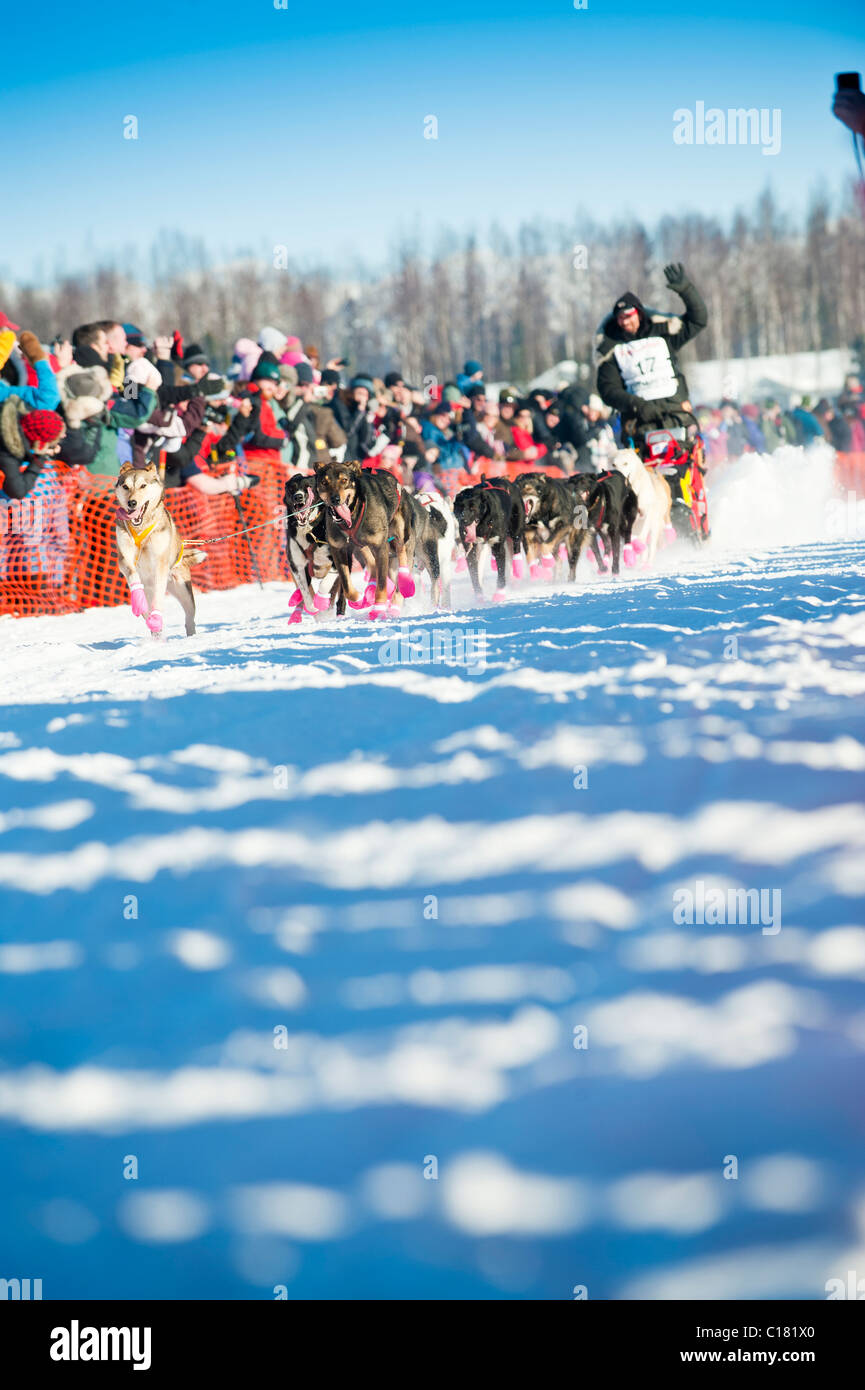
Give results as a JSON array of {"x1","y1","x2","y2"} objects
[
  {"x1": 332, "y1": 495, "x2": 367, "y2": 539},
  {"x1": 331, "y1": 478, "x2": 401, "y2": 541}
]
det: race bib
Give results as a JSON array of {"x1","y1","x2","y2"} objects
[{"x1": 613, "y1": 336, "x2": 678, "y2": 401}]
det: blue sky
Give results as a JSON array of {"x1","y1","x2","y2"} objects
[{"x1": 3, "y1": 0, "x2": 863, "y2": 283}]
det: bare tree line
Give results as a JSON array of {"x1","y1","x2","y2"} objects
[{"x1": 2, "y1": 185, "x2": 863, "y2": 385}]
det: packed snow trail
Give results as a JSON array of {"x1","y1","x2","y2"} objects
[{"x1": 1, "y1": 447, "x2": 865, "y2": 1299}]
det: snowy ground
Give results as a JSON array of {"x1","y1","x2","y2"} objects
[{"x1": 1, "y1": 445, "x2": 865, "y2": 1300}]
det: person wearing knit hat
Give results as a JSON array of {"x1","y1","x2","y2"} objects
[
  {"x1": 250, "y1": 354, "x2": 283, "y2": 384},
  {"x1": 349, "y1": 374, "x2": 376, "y2": 399},
  {"x1": 456, "y1": 359, "x2": 484, "y2": 395},
  {"x1": 0, "y1": 405, "x2": 66, "y2": 500},
  {"x1": 21, "y1": 410, "x2": 66, "y2": 451},
  {"x1": 596, "y1": 265, "x2": 707, "y2": 447},
  {"x1": 258, "y1": 326, "x2": 288, "y2": 358},
  {"x1": 230, "y1": 338, "x2": 262, "y2": 382},
  {"x1": 280, "y1": 336, "x2": 308, "y2": 369},
  {"x1": 123, "y1": 325, "x2": 149, "y2": 359},
  {"x1": 179, "y1": 344, "x2": 210, "y2": 377}
]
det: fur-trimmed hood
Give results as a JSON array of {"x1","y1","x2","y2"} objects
[
  {"x1": 56, "y1": 362, "x2": 113, "y2": 429},
  {"x1": 0, "y1": 395, "x2": 28, "y2": 459}
]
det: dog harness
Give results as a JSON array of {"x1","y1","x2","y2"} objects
[
  {"x1": 116, "y1": 509, "x2": 184, "y2": 568},
  {"x1": 331, "y1": 478, "x2": 401, "y2": 540},
  {"x1": 332, "y1": 495, "x2": 367, "y2": 540},
  {"x1": 116, "y1": 509, "x2": 157, "y2": 550}
]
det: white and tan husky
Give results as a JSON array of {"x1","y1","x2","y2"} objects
[
  {"x1": 114, "y1": 463, "x2": 206, "y2": 636},
  {"x1": 611, "y1": 448, "x2": 671, "y2": 563}
]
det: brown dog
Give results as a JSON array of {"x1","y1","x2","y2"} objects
[
  {"x1": 315, "y1": 461, "x2": 416, "y2": 617},
  {"x1": 114, "y1": 463, "x2": 206, "y2": 636}
]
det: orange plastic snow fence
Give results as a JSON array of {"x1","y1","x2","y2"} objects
[
  {"x1": 5, "y1": 450, "x2": 864, "y2": 620},
  {"x1": 0, "y1": 452, "x2": 290, "y2": 619}
]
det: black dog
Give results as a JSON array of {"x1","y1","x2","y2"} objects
[
  {"x1": 283, "y1": 472, "x2": 343, "y2": 617},
  {"x1": 454, "y1": 476, "x2": 525, "y2": 600},
  {"x1": 584, "y1": 470, "x2": 638, "y2": 577},
  {"x1": 315, "y1": 460, "x2": 416, "y2": 615}
]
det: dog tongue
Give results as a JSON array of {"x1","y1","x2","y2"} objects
[
  {"x1": 335, "y1": 503, "x2": 353, "y2": 526},
  {"x1": 463, "y1": 522, "x2": 478, "y2": 544}
]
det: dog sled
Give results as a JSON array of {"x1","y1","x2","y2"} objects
[{"x1": 641, "y1": 427, "x2": 710, "y2": 543}]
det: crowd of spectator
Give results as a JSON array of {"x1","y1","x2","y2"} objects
[
  {"x1": 695, "y1": 381, "x2": 865, "y2": 466},
  {"x1": 1, "y1": 311, "x2": 864, "y2": 530}
]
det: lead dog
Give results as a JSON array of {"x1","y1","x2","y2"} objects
[
  {"x1": 283, "y1": 471, "x2": 343, "y2": 621},
  {"x1": 315, "y1": 461, "x2": 416, "y2": 618},
  {"x1": 115, "y1": 463, "x2": 206, "y2": 636},
  {"x1": 611, "y1": 448, "x2": 671, "y2": 563}
]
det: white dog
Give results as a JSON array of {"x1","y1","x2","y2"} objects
[{"x1": 611, "y1": 448, "x2": 671, "y2": 563}]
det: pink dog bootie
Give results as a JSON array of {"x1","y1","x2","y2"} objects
[
  {"x1": 289, "y1": 588, "x2": 303, "y2": 607},
  {"x1": 529, "y1": 560, "x2": 541, "y2": 580},
  {"x1": 491, "y1": 589, "x2": 506, "y2": 603},
  {"x1": 664, "y1": 523, "x2": 676, "y2": 544},
  {"x1": 397, "y1": 567, "x2": 416, "y2": 598},
  {"x1": 512, "y1": 553, "x2": 526, "y2": 579},
  {"x1": 288, "y1": 607, "x2": 303, "y2": 625},
  {"x1": 129, "y1": 582, "x2": 148, "y2": 617},
  {"x1": 146, "y1": 610, "x2": 163, "y2": 634},
  {"x1": 313, "y1": 593, "x2": 330, "y2": 611},
  {"x1": 622, "y1": 542, "x2": 636, "y2": 567}
]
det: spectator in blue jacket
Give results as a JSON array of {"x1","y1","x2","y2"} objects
[
  {"x1": 0, "y1": 325, "x2": 61, "y2": 411},
  {"x1": 456, "y1": 359, "x2": 484, "y2": 395},
  {"x1": 421, "y1": 401, "x2": 470, "y2": 471},
  {"x1": 790, "y1": 396, "x2": 825, "y2": 446}
]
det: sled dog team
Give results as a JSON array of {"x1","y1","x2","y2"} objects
[{"x1": 114, "y1": 448, "x2": 672, "y2": 635}]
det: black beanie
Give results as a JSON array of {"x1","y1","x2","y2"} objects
[{"x1": 613, "y1": 292, "x2": 644, "y2": 315}]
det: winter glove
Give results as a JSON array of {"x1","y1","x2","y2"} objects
[
  {"x1": 200, "y1": 374, "x2": 227, "y2": 396},
  {"x1": 663, "y1": 263, "x2": 689, "y2": 294},
  {"x1": 635, "y1": 397, "x2": 662, "y2": 423},
  {"x1": 17, "y1": 330, "x2": 47, "y2": 365},
  {"x1": 124, "y1": 357, "x2": 163, "y2": 395},
  {"x1": 229, "y1": 473, "x2": 260, "y2": 495}
]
